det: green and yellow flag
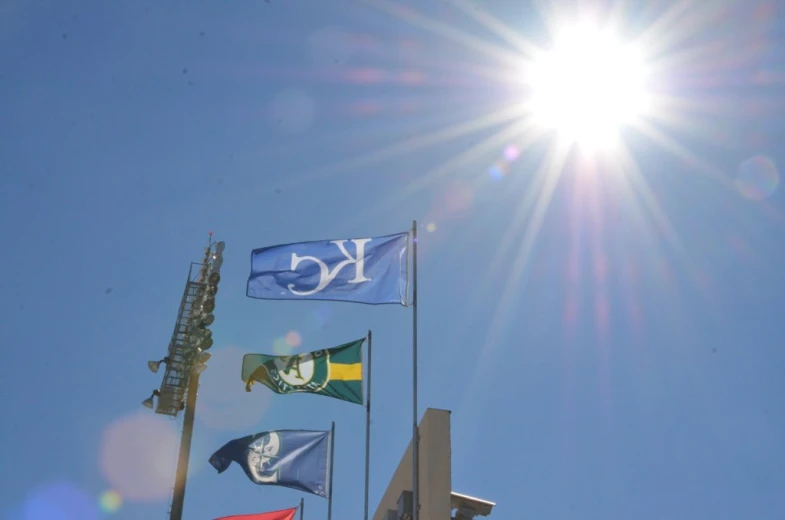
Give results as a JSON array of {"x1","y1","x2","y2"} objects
[{"x1": 242, "y1": 338, "x2": 364, "y2": 405}]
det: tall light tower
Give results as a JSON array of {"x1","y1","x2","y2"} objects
[{"x1": 142, "y1": 236, "x2": 225, "y2": 520}]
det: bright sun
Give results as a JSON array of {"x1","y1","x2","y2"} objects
[{"x1": 528, "y1": 22, "x2": 651, "y2": 150}]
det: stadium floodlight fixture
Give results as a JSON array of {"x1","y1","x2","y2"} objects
[
  {"x1": 195, "y1": 328, "x2": 212, "y2": 342},
  {"x1": 197, "y1": 336, "x2": 214, "y2": 351},
  {"x1": 142, "y1": 389, "x2": 161, "y2": 409},
  {"x1": 147, "y1": 357, "x2": 171, "y2": 374}
]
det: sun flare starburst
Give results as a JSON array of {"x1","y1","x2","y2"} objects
[
  {"x1": 526, "y1": 22, "x2": 652, "y2": 151},
  {"x1": 252, "y1": 1, "x2": 777, "y2": 424}
]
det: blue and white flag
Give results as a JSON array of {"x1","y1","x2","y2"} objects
[
  {"x1": 247, "y1": 232, "x2": 408, "y2": 305},
  {"x1": 209, "y1": 429, "x2": 332, "y2": 498}
]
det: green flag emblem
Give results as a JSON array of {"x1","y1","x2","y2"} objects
[{"x1": 242, "y1": 338, "x2": 364, "y2": 405}]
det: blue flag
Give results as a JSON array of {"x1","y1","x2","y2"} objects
[
  {"x1": 247, "y1": 232, "x2": 409, "y2": 305},
  {"x1": 209, "y1": 430, "x2": 331, "y2": 498}
]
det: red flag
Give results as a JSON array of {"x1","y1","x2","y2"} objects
[{"x1": 215, "y1": 507, "x2": 298, "y2": 520}]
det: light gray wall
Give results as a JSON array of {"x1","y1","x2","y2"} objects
[{"x1": 372, "y1": 408, "x2": 452, "y2": 520}]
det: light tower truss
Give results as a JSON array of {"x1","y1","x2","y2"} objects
[{"x1": 154, "y1": 240, "x2": 224, "y2": 417}]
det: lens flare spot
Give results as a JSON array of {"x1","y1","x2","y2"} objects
[
  {"x1": 285, "y1": 330, "x2": 302, "y2": 347},
  {"x1": 425, "y1": 222, "x2": 437, "y2": 232},
  {"x1": 489, "y1": 161, "x2": 510, "y2": 180},
  {"x1": 20, "y1": 481, "x2": 99, "y2": 520},
  {"x1": 272, "y1": 336, "x2": 289, "y2": 355},
  {"x1": 504, "y1": 145, "x2": 521, "y2": 161},
  {"x1": 98, "y1": 490, "x2": 122, "y2": 513},
  {"x1": 99, "y1": 414, "x2": 178, "y2": 502},
  {"x1": 736, "y1": 155, "x2": 779, "y2": 200},
  {"x1": 197, "y1": 346, "x2": 271, "y2": 431}
]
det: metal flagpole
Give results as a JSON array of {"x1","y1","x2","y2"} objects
[
  {"x1": 299, "y1": 498, "x2": 304, "y2": 520},
  {"x1": 327, "y1": 421, "x2": 336, "y2": 520},
  {"x1": 363, "y1": 330, "x2": 373, "y2": 520},
  {"x1": 411, "y1": 220, "x2": 419, "y2": 520}
]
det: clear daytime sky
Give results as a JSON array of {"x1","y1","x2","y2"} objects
[{"x1": 1, "y1": 1, "x2": 784, "y2": 519}]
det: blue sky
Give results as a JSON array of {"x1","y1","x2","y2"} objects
[{"x1": 1, "y1": 1, "x2": 784, "y2": 519}]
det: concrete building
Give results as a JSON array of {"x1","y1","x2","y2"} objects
[{"x1": 373, "y1": 408, "x2": 496, "y2": 520}]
